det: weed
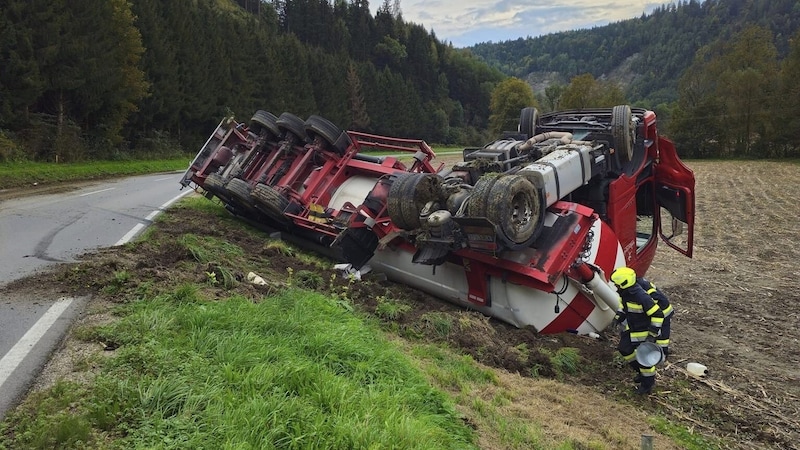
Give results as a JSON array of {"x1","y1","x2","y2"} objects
[
  {"x1": 102, "y1": 269, "x2": 132, "y2": 295},
  {"x1": 286, "y1": 267, "x2": 294, "y2": 287},
  {"x1": 264, "y1": 240, "x2": 295, "y2": 257},
  {"x1": 375, "y1": 296, "x2": 411, "y2": 321},
  {"x1": 421, "y1": 312, "x2": 454, "y2": 337},
  {"x1": 294, "y1": 270, "x2": 324, "y2": 290},
  {"x1": 549, "y1": 347, "x2": 581, "y2": 376}
]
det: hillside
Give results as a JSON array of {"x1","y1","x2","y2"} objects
[{"x1": 468, "y1": 0, "x2": 800, "y2": 106}]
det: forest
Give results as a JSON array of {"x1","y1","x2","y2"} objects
[
  {"x1": 0, "y1": 0, "x2": 503, "y2": 162},
  {"x1": 471, "y1": 0, "x2": 800, "y2": 158},
  {"x1": 2, "y1": 0, "x2": 800, "y2": 162}
]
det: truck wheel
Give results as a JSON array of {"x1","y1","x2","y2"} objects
[
  {"x1": 612, "y1": 105, "x2": 634, "y2": 163},
  {"x1": 387, "y1": 173, "x2": 412, "y2": 229},
  {"x1": 466, "y1": 175, "x2": 499, "y2": 218},
  {"x1": 276, "y1": 112, "x2": 308, "y2": 142},
  {"x1": 250, "y1": 110, "x2": 280, "y2": 139},
  {"x1": 305, "y1": 115, "x2": 352, "y2": 155},
  {"x1": 387, "y1": 173, "x2": 442, "y2": 230},
  {"x1": 227, "y1": 178, "x2": 253, "y2": 208},
  {"x1": 204, "y1": 172, "x2": 225, "y2": 195},
  {"x1": 252, "y1": 183, "x2": 290, "y2": 224},
  {"x1": 485, "y1": 175, "x2": 541, "y2": 246},
  {"x1": 519, "y1": 107, "x2": 539, "y2": 139}
]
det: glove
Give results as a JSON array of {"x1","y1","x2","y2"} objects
[
  {"x1": 645, "y1": 335, "x2": 657, "y2": 343},
  {"x1": 609, "y1": 318, "x2": 621, "y2": 333}
]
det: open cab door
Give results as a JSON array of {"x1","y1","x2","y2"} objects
[{"x1": 654, "y1": 137, "x2": 695, "y2": 257}]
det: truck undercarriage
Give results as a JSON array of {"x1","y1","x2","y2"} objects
[{"x1": 180, "y1": 106, "x2": 695, "y2": 335}]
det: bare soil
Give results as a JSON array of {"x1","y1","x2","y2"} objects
[{"x1": 3, "y1": 160, "x2": 799, "y2": 449}]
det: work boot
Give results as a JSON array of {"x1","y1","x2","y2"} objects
[
  {"x1": 633, "y1": 374, "x2": 643, "y2": 383},
  {"x1": 635, "y1": 377, "x2": 655, "y2": 395}
]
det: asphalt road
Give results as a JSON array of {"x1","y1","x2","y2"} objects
[{"x1": 0, "y1": 172, "x2": 193, "y2": 419}]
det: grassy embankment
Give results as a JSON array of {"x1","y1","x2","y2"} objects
[
  {"x1": 0, "y1": 158, "x2": 193, "y2": 190},
  {"x1": 0, "y1": 157, "x2": 717, "y2": 449}
]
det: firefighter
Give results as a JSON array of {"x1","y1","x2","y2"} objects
[
  {"x1": 610, "y1": 266, "x2": 665, "y2": 395},
  {"x1": 637, "y1": 276, "x2": 674, "y2": 358}
]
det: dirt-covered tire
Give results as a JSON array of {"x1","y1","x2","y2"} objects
[
  {"x1": 252, "y1": 183, "x2": 290, "y2": 224},
  {"x1": 250, "y1": 110, "x2": 280, "y2": 139},
  {"x1": 305, "y1": 115, "x2": 351, "y2": 154},
  {"x1": 204, "y1": 172, "x2": 226, "y2": 195},
  {"x1": 276, "y1": 112, "x2": 307, "y2": 142},
  {"x1": 226, "y1": 178, "x2": 253, "y2": 208},
  {"x1": 485, "y1": 175, "x2": 541, "y2": 246},
  {"x1": 612, "y1": 105, "x2": 634, "y2": 163},
  {"x1": 466, "y1": 175, "x2": 500, "y2": 218},
  {"x1": 519, "y1": 107, "x2": 539, "y2": 139},
  {"x1": 387, "y1": 173, "x2": 442, "y2": 230}
]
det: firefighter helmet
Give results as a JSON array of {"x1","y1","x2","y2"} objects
[{"x1": 610, "y1": 267, "x2": 637, "y2": 289}]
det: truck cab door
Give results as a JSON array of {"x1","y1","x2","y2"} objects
[{"x1": 654, "y1": 137, "x2": 695, "y2": 257}]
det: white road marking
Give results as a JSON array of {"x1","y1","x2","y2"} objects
[
  {"x1": 116, "y1": 190, "x2": 194, "y2": 245},
  {"x1": 79, "y1": 187, "x2": 115, "y2": 197},
  {"x1": 0, "y1": 297, "x2": 74, "y2": 390},
  {"x1": 114, "y1": 223, "x2": 146, "y2": 246}
]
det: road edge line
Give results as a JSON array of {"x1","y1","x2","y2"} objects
[
  {"x1": 0, "y1": 297, "x2": 75, "y2": 390},
  {"x1": 115, "y1": 189, "x2": 193, "y2": 246}
]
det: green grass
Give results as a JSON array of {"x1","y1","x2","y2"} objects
[
  {"x1": 0, "y1": 158, "x2": 192, "y2": 189},
  {"x1": 0, "y1": 288, "x2": 477, "y2": 449}
]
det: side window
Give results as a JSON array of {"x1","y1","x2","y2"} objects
[{"x1": 635, "y1": 182, "x2": 656, "y2": 253}]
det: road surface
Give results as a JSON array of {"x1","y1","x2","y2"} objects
[{"x1": 0, "y1": 172, "x2": 193, "y2": 419}]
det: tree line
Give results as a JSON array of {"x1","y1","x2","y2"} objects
[
  {"x1": 3, "y1": 0, "x2": 800, "y2": 163},
  {"x1": 0, "y1": 0, "x2": 504, "y2": 163},
  {"x1": 473, "y1": 0, "x2": 800, "y2": 159}
]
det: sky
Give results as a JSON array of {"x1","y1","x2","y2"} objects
[{"x1": 372, "y1": 1, "x2": 671, "y2": 48}]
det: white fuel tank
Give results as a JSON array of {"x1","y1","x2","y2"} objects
[{"x1": 519, "y1": 144, "x2": 594, "y2": 207}]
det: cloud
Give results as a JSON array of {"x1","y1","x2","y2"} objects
[{"x1": 379, "y1": 0, "x2": 669, "y2": 47}]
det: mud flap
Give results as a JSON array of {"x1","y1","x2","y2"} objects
[{"x1": 338, "y1": 227, "x2": 379, "y2": 270}]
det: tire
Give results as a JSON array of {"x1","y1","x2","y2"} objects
[
  {"x1": 387, "y1": 173, "x2": 413, "y2": 229},
  {"x1": 250, "y1": 110, "x2": 280, "y2": 139},
  {"x1": 252, "y1": 183, "x2": 290, "y2": 224},
  {"x1": 466, "y1": 175, "x2": 499, "y2": 218},
  {"x1": 305, "y1": 115, "x2": 350, "y2": 154},
  {"x1": 485, "y1": 175, "x2": 541, "y2": 246},
  {"x1": 519, "y1": 107, "x2": 539, "y2": 139},
  {"x1": 612, "y1": 105, "x2": 634, "y2": 163},
  {"x1": 204, "y1": 172, "x2": 232, "y2": 204},
  {"x1": 227, "y1": 178, "x2": 253, "y2": 208},
  {"x1": 276, "y1": 112, "x2": 307, "y2": 142},
  {"x1": 204, "y1": 172, "x2": 225, "y2": 195},
  {"x1": 387, "y1": 173, "x2": 442, "y2": 230}
]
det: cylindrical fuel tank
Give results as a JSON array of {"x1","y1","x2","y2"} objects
[{"x1": 519, "y1": 144, "x2": 594, "y2": 207}]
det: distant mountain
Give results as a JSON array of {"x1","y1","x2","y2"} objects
[{"x1": 467, "y1": 0, "x2": 800, "y2": 107}]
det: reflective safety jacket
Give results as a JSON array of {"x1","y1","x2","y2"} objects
[
  {"x1": 637, "y1": 277, "x2": 673, "y2": 318},
  {"x1": 614, "y1": 283, "x2": 664, "y2": 342}
]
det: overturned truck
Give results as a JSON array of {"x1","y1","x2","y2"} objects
[{"x1": 180, "y1": 106, "x2": 695, "y2": 335}]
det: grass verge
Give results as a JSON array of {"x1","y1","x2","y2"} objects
[
  {"x1": 0, "y1": 158, "x2": 192, "y2": 189},
  {"x1": 0, "y1": 287, "x2": 476, "y2": 449}
]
